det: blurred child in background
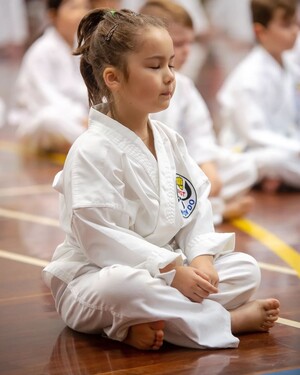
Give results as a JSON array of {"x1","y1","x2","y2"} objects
[
  {"x1": 218, "y1": 0, "x2": 300, "y2": 193},
  {"x1": 141, "y1": 0, "x2": 256, "y2": 224},
  {"x1": 8, "y1": 0, "x2": 90, "y2": 154}
]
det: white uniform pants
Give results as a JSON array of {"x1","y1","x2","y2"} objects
[
  {"x1": 45, "y1": 252, "x2": 260, "y2": 349},
  {"x1": 16, "y1": 106, "x2": 85, "y2": 151},
  {"x1": 210, "y1": 149, "x2": 257, "y2": 224},
  {"x1": 247, "y1": 147, "x2": 300, "y2": 188}
]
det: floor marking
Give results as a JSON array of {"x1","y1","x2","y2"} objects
[
  {"x1": 0, "y1": 249, "x2": 48, "y2": 267},
  {"x1": 0, "y1": 208, "x2": 59, "y2": 227},
  {"x1": 46, "y1": 152, "x2": 66, "y2": 165},
  {"x1": 258, "y1": 262, "x2": 297, "y2": 276},
  {"x1": 0, "y1": 140, "x2": 66, "y2": 165},
  {"x1": 0, "y1": 292, "x2": 52, "y2": 304},
  {"x1": 0, "y1": 184, "x2": 53, "y2": 197},
  {"x1": 231, "y1": 218, "x2": 300, "y2": 278},
  {"x1": 277, "y1": 318, "x2": 300, "y2": 329}
]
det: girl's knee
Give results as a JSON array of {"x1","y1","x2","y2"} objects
[
  {"x1": 99, "y1": 266, "x2": 155, "y2": 302},
  {"x1": 219, "y1": 252, "x2": 261, "y2": 290},
  {"x1": 237, "y1": 252, "x2": 261, "y2": 290}
]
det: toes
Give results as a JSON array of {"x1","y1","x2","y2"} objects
[
  {"x1": 263, "y1": 299, "x2": 280, "y2": 313},
  {"x1": 150, "y1": 321, "x2": 165, "y2": 330}
]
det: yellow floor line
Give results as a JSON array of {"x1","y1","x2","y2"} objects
[
  {"x1": 0, "y1": 184, "x2": 53, "y2": 197},
  {"x1": 231, "y1": 218, "x2": 300, "y2": 278},
  {"x1": 46, "y1": 152, "x2": 66, "y2": 165},
  {"x1": 277, "y1": 317, "x2": 300, "y2": 329},
  {"x1": 0, "y1": 208, "x2": 59, "y2": 227},
  {"x1": 0, "y1": 140, "x2": 66, "y2": 165}
]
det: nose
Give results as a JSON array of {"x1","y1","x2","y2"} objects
[{"x1": 163, "y1": 66, "x2": 175, "y2": 84}]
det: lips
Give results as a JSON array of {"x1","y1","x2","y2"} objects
[{"x1": 161, "y1": 90, "x2": 173, "y2": 98}]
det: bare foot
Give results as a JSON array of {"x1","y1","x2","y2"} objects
[
  {"x1": 230, "y1": 299, "x2": 280, "y2": 334},
  {"x1": 261, "y1": 178, "x2": 282, "y2": 193},
  {"x1": 124, "y1": 320, "x2": 165, "y2": 350},
  {"x1": 223, "y1": 195, "x2": 255, "y2": 220}
]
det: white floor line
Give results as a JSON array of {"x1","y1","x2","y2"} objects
[
  {"x1": 0, "y1": 208, "x2": 59, "y2": 227},
  {"x1": 0, "y1": 249, "x2": 48, "y2": 267},
  {"x1": 258, "y1": 262, "x2": 297, "y2": 275},
  {"x1": 277, "y1": 318, "x2": 300, "y2": 329},
  {"x1": 0, "y1": 184, "x2": 53, "y2": 197}
]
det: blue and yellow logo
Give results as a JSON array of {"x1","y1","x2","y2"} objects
[{"x1": 176, "y1": 174, "x2": 197, "y2": 218}]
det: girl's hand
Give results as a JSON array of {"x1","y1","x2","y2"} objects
[
  {"x1": 190, "y1": 255, "x2": 219, "y2": 288},
  {"x1": 171, "y1": 266, "x2": 218, "y2": 303}
]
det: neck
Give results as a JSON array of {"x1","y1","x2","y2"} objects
[
  {"x1": 108, "y1": 103, "x2": 156, "y2": 158},
  {"x1": 109, "y1": 103, "x2": 149, "y2": 139}
]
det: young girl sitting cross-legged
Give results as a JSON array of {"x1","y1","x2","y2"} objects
[{"x1": 43, "y1": 8, "x2": 280, "y2": 350}]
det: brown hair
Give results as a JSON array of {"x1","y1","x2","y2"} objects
[
  {"x1": 139, "y1": 0, "x2": 193, "y2": 30},
  {"x1": 73, "y1": 8, "x2": 166, "y2": 106},
  {"x1": 251, "y1": 0, "x2": 297, "y2": 26}
]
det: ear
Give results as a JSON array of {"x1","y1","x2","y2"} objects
[
  {"x1": 47, "y1": 9, "x2": 57, "y2": 25},
  {"x1": 103, "y1": 66, "x2": 121, "y2": 92},
  {"x1": 253, "y1": 22, "x2": 266, "y2": 41}
]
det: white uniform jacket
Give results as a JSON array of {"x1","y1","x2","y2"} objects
[
  {"x1": 44, "y1": 104, "x2": 235, "y2": 285},
  {"x1": 8, "y1": 27, "x2": 88, "y2": 141},
  {"x1": 218, "y1": 45, "x2": 300, "y2": 154}
]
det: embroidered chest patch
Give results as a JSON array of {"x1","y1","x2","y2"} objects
[{"x1": 176, "y1": 174, "x2": 197, "y2": 218}]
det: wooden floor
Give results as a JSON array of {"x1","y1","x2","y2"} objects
[{"x1": 0, "y1": 51, "x2": 300, "y2": 375}]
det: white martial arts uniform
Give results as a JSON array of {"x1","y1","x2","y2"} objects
[
  {"x1": 218, "y1": 45, "x2": 300, "y2": 188},
  {"x1": 0, "y1": 0, "x2": 28, "y2": 48},
  {"x1": 0, "y1": 98, "x2": 5, "y2": 128},
  {"x1": 43, "y1": 104, "x2": 261, "y2": 349},
  {"x1": 204, "y1": 0, "x2": 254, "y2": 75},
  {"x1": 285, "y1": 33, "x2": 300, "y2": 126},
  {"x1": 151, "y1": 73, "x2": 257, "y2": 224},
  {"x1": 8, "y1": 27, "x2": 88, "y2": 150}
]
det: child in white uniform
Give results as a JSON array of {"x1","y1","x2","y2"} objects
[
  {"x1": 204, "y1": 0, "x2": 255, "y2": 75},
  {"x1": 8, "y1": 0, "x2": 90, "y2": 153},
  {"x1": 43, "y1": 8, "x2": 280, "y2": 351},
  {"x1": 285, "y1": 31, "x2": 300, "y2": 126},
  {"x1": 218, "y1": 0, "x2": 300, "y2": 192},
  {"x1": 140, "y1": 0, "x2": 256, "y2": 224}
]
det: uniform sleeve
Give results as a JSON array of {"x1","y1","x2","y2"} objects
[
  {"x1": 173, "y1": 144, "x2": 235, "y2": 263},
  {"x1": 231, "y1": 89, "x2": 300, "y2": 153},
  {"x1": 175, "y1": 180, "x2": 235, "y2": 263},
  {"x1": 179, "y1": 78, "x2": 219, "y2": 164},
  {"x1": 71, "y1": 205, "x2": 183, "y2": 282}
]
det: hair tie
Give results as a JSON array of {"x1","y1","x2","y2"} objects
[{"x1": 105, "y1": 24, "x2": 118, "y2": 41}]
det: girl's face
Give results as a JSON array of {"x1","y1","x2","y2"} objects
[
  {"x1": 116, "y1": 27, "x2": 176, "y2": 115},
  {"x1": 53, "y1": 0, "x2": 90, "y2": 46}
]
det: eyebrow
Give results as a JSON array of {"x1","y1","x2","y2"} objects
[{"x1": 144, "y1": 54, "x2": 175, "y2": 61}]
